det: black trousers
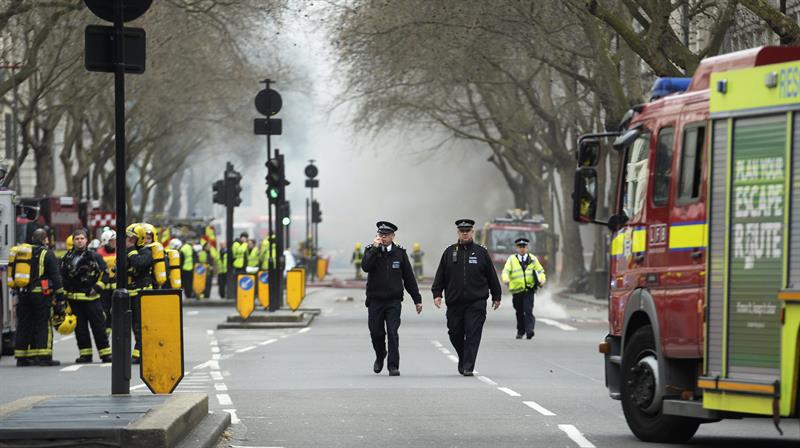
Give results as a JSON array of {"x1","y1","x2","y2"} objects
[
  {"x1": 218, "y1": 273, "x2": 227, "y2": 299},
  {"x1": 70, "y1": 299, "x2": 111, "y2": 358},
  {"x1": 446, "y1": 299, "x2": 487, "y2": 373},
  {"x1": 181, "y1": 270, "x2": 194, "y2": 298},
  {"x1": 512, "y1": 291, "x2": 535, "y2": 336},
  {"x1": 204, "y1": 271, "x2": 213, "y2": 298},
  {"x1": 15, "y1": 292, "x2": 52, "y2": 359},
  {"x1": 131, "y1": 292, "x2": 142, "y2": 359},
  {"x1": 367, "y1": 299, "x2": 402, "y2": 370},
  {"x1": 100, "y1": 289, "x2": 113, "y2": 332}
]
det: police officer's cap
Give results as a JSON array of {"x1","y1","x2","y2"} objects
[
  {"x1": 455, "y1": 219, "x2": 475, "y2": 230},
  {"x1": 515, "y1": 238, "x2": 530, "y2": 246},
  {"x1": 376, "y1": 221, "x2": 398, "y2": 234}
]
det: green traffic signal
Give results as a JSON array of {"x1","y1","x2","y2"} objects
[
  {"x1": 282, "y1": 216, "x2": 291, "y2": 226},
  {"x1": 268, "y1": 187, "x2": 279, "y2": 199}
]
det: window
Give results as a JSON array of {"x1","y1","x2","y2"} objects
[
  {"x1": 678, "y1": 125, "x2": 706, "y2": 202},
  {"x1": 490, "y1": 230, "x2": 536, "y2": 253},
  {"x1": 622, "y1": 133, "x2": 651, "y2": 218},
  {"x1": 652, "y1": 127, "x2": 674, "y2": 206}
]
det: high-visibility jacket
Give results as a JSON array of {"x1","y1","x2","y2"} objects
[
  {"x1": 210, "y1": 247, "x2": 221, "y2": 272},
  {"x1": 216, "y1": 249, "x2": 228, "y2": 274},
  {"x1": 247, "y1": 246, "x2": 260, "y2": 269},
  {"x1": 180, "y1": 243, "x2": 194, "y2": 271},
  {"x1": 232, "y1": 241, "x2": 247, "y2": 269},
  {"x1": 501, "y1": 253, "x2": 546, "y2": 294},
  {"x1": 259, "y1": 240, "x2": 275, "y2": 270},
  {"x1": 198, "y1": 249, "x2": 208, "y2": 266},
  {"x1": 352, "y1": 249, "x2": 362, "y2": 265}
]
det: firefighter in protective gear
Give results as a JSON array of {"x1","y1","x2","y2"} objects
[
  {"x1": 501, "y1": 237, "x2": 546, "y2": 340},
  {"x1": 13, "y1": 228, "x2": 64, "y2": 367},
  {"x1": 259, "y1": 237, "x2": 275, "y2": 272},
  {"x1": 179, "y1": 240, "x2": 195, "y2": 299},
  {"x1": 126, "y1": 224, "x2": 153, "y2": 363},
  {"x1": 207, "y1": 240, "x2": 220, "y2": 298},
  {"x1": 216, "y1": 241, "x2": 228, "y2": 299},
  {"x1": 352, "y1": 242, "x2": 363, "y2": 280},
  {"x1": 231, "y1": 232, "x2": 248, "y2": 275},
  {"x1": 60, "y1": 228, "x2": 111, "y2": 363},
  {"x1": 194, "y1": 242, "x2": 210, "y2": 299},
  {"x1": 142, "y1": 223, "x2": 167, "y2": 289},
  {"x1": 96, "y1": 229, "x2": 117, "y2": 333},
  {"x1": 411, "y1": 242, "x2": 424, "y2": 280}
]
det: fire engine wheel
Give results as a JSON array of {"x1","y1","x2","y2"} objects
[{"x1": 621, "y1": 325, "x2": 700, "y2": 443}]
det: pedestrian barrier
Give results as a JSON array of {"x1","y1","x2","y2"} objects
[
  {"x1": 192, "y1": 263, "x2": 208, "y2": 298},
  {"x1": 316, "y1": 258, "x2": 328, "y2": 281},
  {"x1": 257, "y1": 270, "x2": 269, "y2": 308},
  {"x1": 236, "y1": 274, "x2": 255, "y2": 319},
  {"x1": 286, "y1": 268, "x2": 306, "y2": 311},
  {"x1": 139, "y1": 289, "x2": 184, "y2": 394}
]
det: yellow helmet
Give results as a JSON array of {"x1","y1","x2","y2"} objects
[
  {"x1": 355, "y1": 242, "x2": 362, "y2": 250},
  {"x1": 52, "y1": 305, "x2": 77, "y2": 335},
  {"x1": 413, "y1": 242, "x2": 421, "y2": 251},
  {"x1": 66, "y1": 235, "x2": 73, "y2": 251},
  {"x1": 126, "y1": 223, "x2": 146, "y2": 247},
  {"x1": 141, "y1": 223, "x2": 158, "y2": 243}
]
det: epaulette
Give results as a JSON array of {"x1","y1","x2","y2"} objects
[{"x1": 395, "y1": 243, "x2": 405, "y2": 251}]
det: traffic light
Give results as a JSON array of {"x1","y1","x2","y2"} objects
[
  {"x1": 212, "y1": 179, "x2": 226, "y2": 205},
  {"x1": 281, "y1": 202, "x2": 291, "y2": 226},
  {"x1": 265, "y1": 154, "x2": 289, "y2": 203},
  {"x1": 311, "y1": 200, "x2": 322, "y2": 223},
  {"x1": 227, "y1": 169, "x2": 242, "y2": 207}
]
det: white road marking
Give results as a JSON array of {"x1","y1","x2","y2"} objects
[
  {"x1": 54, "y1": 335, "x2": 75, "y2": 344},
  {"x1": 558, "y1": 424, "x2": 595, "y2": 448},
  {"x1": 212, "y1": 354, "x2": 221, "y2": 359},
  {"x1": 206, "y1": 330, "x2": 214, "y2": 335},
  {"x1": 235, "y1": 345, "x2": 256, "y2": 353},
  {"x1": 210, "y1": 340, "x2": 218, "y2": 346},
  {"x1": 223, "y1": 409, "x2": 241, "y2": 424},
  {"x1": 259, "y1": 338, "x2": 278, "y2": 346},
  {"x1": 211, "y1": 346, "x2": 220, "y2": 353},
  {"x1": 539, "y1": 318, "x2": 578, "y2": 331},
  {"x1": 280, "y1": 335, "x2": 288, "y2": 339},
  {"x1": 187, "y1": 310, "x2": 199, "y2": 316},
  {"x1": 194, "y1": 360, "x2": 220, "y2": 370},
  {"x1": 523, "y1": 401, "x2": 556, "y2": 416},
  {"x1": 497, "y1": 387, "x2": 521, "y2": 397},
  {"x1": 431, "y1": 340, "x2": 443, "y2": 348},
  {"x1": 477, "y1": 376, "x2": 497, "y2": 386},
  {"x1": 210, "y1": 371, "x2": 224, "y2": 380},
  {"x1": 215, "y1": 383, "x2": 228, "y2": 391},
  {"x1": 298, "y1": 327, "x2": 310, "y2": 333},
  {"x1": 439, "y1": 348, "x2": 451, "y2": 354},
  {"x1": 447, "y1": 355, "x2": 459, "y2": 363},
  {"x1": 60, "y1": 365, "x2": 83, "y2": 372},
  {"x1": 216, "y1": 394, "x2": 233, "y2": 406},
  {"x1": 129, "y1": 384, "x2": 147, "y2": 391}
]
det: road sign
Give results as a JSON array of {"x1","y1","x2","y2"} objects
[
  {"x1": 139, "y1": 289, "x2": 184, "y2": 394},
  {"x1": 255, "y1": 88, "x2": 282, "y2": 116},
  {"x1": 286, "y1": 268, "x2": 305, "y2": 311},
  {"x1": 254, "y1": 118, "x2": 283, "y2": 135},
  {"x1": 85, "y1": 25, "x2": 146, "y2": 74},
  {"x1": 236, "y1": 274, "x2": 255, "y2": 319},
  {"x1": 85, "y1": 0, "x2": 153, "y2": 23},
  {"x1": 257, "y1": 271, "x2": 269, "y2": 308},
  {"x1": 304, "y1": 164, "x2": 318, "y2": 179},
  {"x1": 305, "y1": 179, "x2": 319, "y2": 188}
]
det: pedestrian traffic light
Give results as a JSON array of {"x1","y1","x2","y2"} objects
[
  {"x1": 311, "y1": 200, "x2": 322, "y2": 223},
  {"x1": 212, "y1": 179, "x2": 226, "y2": 205},
  {"x1": 226, "y1": 169, "x2": 242, "y2": 207}
]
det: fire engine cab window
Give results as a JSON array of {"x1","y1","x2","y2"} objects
[
  {"x1": 623, "y1": 134, "x2": 651, "y2": 218},
  {"x1": 652, "y1": 127, "x2": 674, "y2": 206},
  {"x1": 678, "y1": 125, "x2": 706, "y2": 201}
]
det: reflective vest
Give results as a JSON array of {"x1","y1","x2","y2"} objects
[
  {"x1": 180, "y1": 244, "x2": 194, "y2": 271},
  {"x1": 232, "y1": 241, "x2": 247, "y2": 269},
  {"x1": 247, "y1": 246, "x2": 260, "y2": 268},
  {"x1": 352, "y1": 249, "x2": 362, "y2": 264},
  {"x1": 260, "y1": 240, "x2": 275, "y2": 270},
  {"x1": 501, "y1": 253, "x2": 546, "y2": 294},
  {"x1": 216, "y1": 249, "x2": 228, "y2": 274}
]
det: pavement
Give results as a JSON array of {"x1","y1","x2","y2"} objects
[{"x1": 1, "y1": 285, "x2": 798, "y2": 447}]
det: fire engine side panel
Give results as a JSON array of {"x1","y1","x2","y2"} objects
[{"x1": 791, "y1": 113, "x2": 800, "y2": 288}]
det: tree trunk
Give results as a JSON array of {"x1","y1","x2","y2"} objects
[
  {"x1": 168, "y1": 168, "x2": 184, "y2": 217},
  {"x1": 33, "y1": 126, "x2": 54, "y2": 196}
]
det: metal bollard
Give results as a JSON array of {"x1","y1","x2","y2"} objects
[{"x1": 111, "y1": 288, "x2": 131, "y2": 395}]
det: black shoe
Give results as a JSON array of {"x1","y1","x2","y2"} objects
[
  {"x1": 101, "y1": 355, "x2": 112, "y2": 363},
  {"x1": 516, "y1": 333, "x2": 523, "y2": 339},
  {"x1": 75, "y1": 356, "x2": 93, "y2": 364},
  {"x1": 37, "y1": 358, "x2": 61, "y2": 367},
  {"x1": 373, "y1": 355, "x2": 385, "y2": 374},
  {"x1": 16, "y1": 358, "x2": 34, "y2": 367},
  {"x1": 458, "y1": 366, "x2": 464, "y2": 375},
  {"x1": 132, "y1": 357, "x2": 141, "y2": 365},
  {"x1": 526, "y1": 331, "x2": 535, "y2": 340},
  {"x1": 388, "y1": 369, "x2": 400, "y2": 376},
  {"x1": 462, "y1": 371, "x2": 474, "y2": 377}
]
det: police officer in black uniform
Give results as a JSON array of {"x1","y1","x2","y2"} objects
[
  {"x1": 362, "y1": 221, "x2": 422, "y2": 376},
  {"x1": 60, "y1": 228, "x2": 112, "y2": 363},
  {"x1": 432, "y1": 219, "x2": 502, "y2": 376},
  {"x1": 14, "y1": 228, "x2": 64, "y2": 366}
]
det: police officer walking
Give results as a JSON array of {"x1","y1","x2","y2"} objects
[
  {"x1": 13, "y1": 228, "x2": 64, "y2": 366},
  {"x1": 361, "y1": 221, "x2": 422, "y2": 376},
  {"x1": 501, "y1": 238, "x2": 546, "y2": 340},
  {"x1": 432, "y1": 219, "x2": 502, "y2": 376}
]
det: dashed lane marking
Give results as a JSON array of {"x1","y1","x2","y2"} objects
[
  {"x1": 235, "y1": 345, "x2": 256, "y2": 353},
  {"x1": 216, "y1": 393, "x2": 233, "y2": 406},
  {"x1": 259, "y1": 338, "x2": 278, "y2": 346},
  {"x1": 215, "y1": 383, "x2": 228, "y2": 391},
  {"x1": 187, "y1": 310, "x2": 199, "y2": 316},
  {"x1": 447, "y1": 355, "x2": 459, "y2": 363},
  {"x1": 431, "y1": 340, "x2": 443, "y2": 348},
  {"x1": 194, "y1": 360, "x2": 220, "y2": 370},
  {"x1": 210, "y1": 371, "x2": 224, "y2": 380},
  {"x1": 438, "y1": 348, "x2": 451, "y2": 355},
  {"x1": 129, "y1": 384, "x2": 147, "y2": 391},
  {"x1": 523, "y1": 401, "x2": 556, "y2": 416},
  {"x1": 223, "y1": 409, "x2": 241, "y2": 424},
  {"x1": 211, "y1": 346, "x2": 220, "y2": 353},
  {"x1": 59, "y1": 363, "x2": 111, "y2": 372},
  {"x1": 206, "y1": 330, "x2": 214, "y2": 335},
  {"x1": 558, "y1": 424, "x2": 595, "y2": 448},
  {"x1": 497, "y1": 387, "x2": 521, "y2": 397},
  {"x1": 298, "y1": 327, "x2": 311, "y2": 334},
  {"x1": 539, "y1": 318, "x2": 578, "y2": 331},
  {"x1": 477, "y1": 376, "x2": 497, "y2": 386}
]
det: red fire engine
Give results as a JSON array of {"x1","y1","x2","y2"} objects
[
  {"x1": 479, "y1": 209, "x2": 558, "y2": 274},
  {"x1": 573, "y1": 46, "x2": 800, "y2": 442}
]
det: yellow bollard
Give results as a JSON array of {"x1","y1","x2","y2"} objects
[
  {"x1": 286, "y1": 268, "x2": 305, "y2": 311},
  {"x1": 140, "y1": 289, "x2": 184, "y2": 394},
  {"x1": 257, "y1": 270, "x2": 270, "y2": 309},
  {"x1": 316, "y1": 258, "x2": 328, "y2": 281},
  {"x1": 192, "y1": 263, "x2": 208, "y2": 298},
  {"x1": 236, "y1": 274, "x2": 255, "y2": 319}
]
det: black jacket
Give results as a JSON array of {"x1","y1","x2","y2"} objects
[
  {"x1": 60, "y1": 249, "x2": 107, "y2": 294},
  {"x1": 127, "y1": 245, "x2": 153, "y2": 290},
  {"x1": 431, "y1": 241, "x2": 502, "y2": 305},
  {"x1": 361, "y1": 244, "x2": 422, "y2": 304},
  {"x1": 28, "y1": 242, "x2": 62, "y2": 292}
]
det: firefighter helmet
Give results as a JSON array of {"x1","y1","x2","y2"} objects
[
  {"x1": 126, "y1": 223, "x2": 146, "y2": 247},
  {"x1": 142, "y1": 222, "x2": 158, "y2": 243},
  {"x1": 168, "y1": 238, "x2": 182, "y2": 250},
  {"x1": 65, "y1": 235, "x2": 73, "y2": 251},
  {"x1": 52, "y1": 304, "x2": 77, "y2": 335},
  {"x1": 100, "y1": 229, "x2": 116, "y2": 247},
  {"x1": 355, "y1": 242, "x2": 362, "y2": 250},
  {"x1": 413, "y1": 242, "x2": 421, "y2": 251}
]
